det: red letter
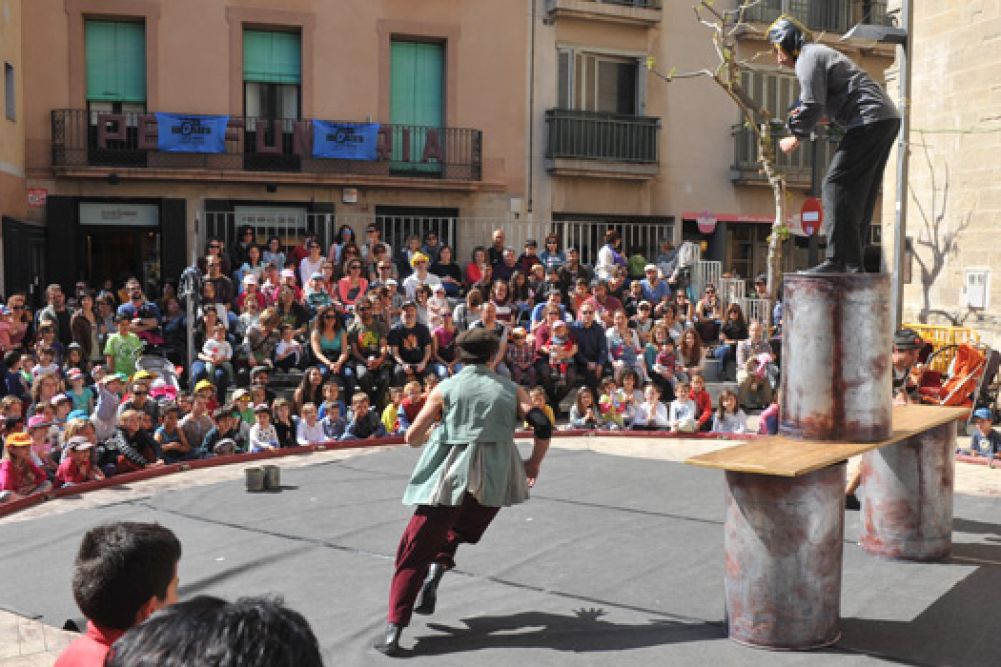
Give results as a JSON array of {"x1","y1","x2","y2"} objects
[{"x1": 421, "y1": 128, "x2": 442, "y2": 163}]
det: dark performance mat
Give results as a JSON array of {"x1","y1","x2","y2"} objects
[{"x1": 1, "y1": 445, "x2": 999, "y2": 666}]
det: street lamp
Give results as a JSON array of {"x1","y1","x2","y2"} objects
[{"x1": 843, "y1": 1, "x2": 913, "y2": 328}]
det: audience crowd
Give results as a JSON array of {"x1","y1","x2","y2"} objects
[{"x1": 1, "y1": 224, "x2": 785, "y2": 504}]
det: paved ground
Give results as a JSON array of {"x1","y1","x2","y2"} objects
[{"x1": 1, "y1": 436, "x2": 999, "y2": 666}]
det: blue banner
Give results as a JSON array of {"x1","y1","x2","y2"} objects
[
  {"x1": 312, "y1": 121, "x2": 380, "y2": 160},
  {"x1": 155, "y1": 113, "x2": 229, "y2": 153}
]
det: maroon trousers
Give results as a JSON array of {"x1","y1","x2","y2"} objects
[{"x1": 387, "y1": 493, "x2": 500, "y2": 626}]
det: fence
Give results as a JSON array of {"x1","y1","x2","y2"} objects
[
  {"x1": 742, "y1": 0, "x2": 891, "y2": 34},
  {"x1": 196, "y1": 213, "x2": 674, "y2": 275}
]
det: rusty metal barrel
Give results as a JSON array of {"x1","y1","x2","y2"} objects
[
  {"x1": 724, "y1": 463, "x2": 846, "y2": 649},
  {"x1": 779, "y1": 274, "x2": 892, "y2": 442},
  {"x1": 858, "y1": 421, "x2": 956, "y2": 561}
]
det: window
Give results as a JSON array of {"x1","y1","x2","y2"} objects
[
  {"x1": 4, "y1": 63, "x2": 13, "y2": 121},
  {"x1": 740, "y1": 68, "x2": 799, "y2": 123},
  {"x1": 557, "y1": 48, "x2": 640, "y2": 115},
  {"x1": 85, "y1": 21, "x2": 146, "y2": 105},
  {"x1": 243, "y1": 29, "x2": 301, "y2": 120}
]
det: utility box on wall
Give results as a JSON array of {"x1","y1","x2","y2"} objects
[{"x1": 963, "y1": 268, "x2": 990, "y2": 310}]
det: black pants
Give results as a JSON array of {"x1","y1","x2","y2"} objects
[{"x1": 822, "y1": 118, "x2": 900, "y2": 268}]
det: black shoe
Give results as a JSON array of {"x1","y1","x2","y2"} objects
[
  {"x1": 373, "y1": 623, "x2": 403, "y2": 656},
  {"x1": 414, "y1": 563, "x2": 446, "y2": 616},
  {"x1": 845, "y1": 493, "x2": 861, "y2": 511}
]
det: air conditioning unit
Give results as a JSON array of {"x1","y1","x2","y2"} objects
[{"x1": 963, "y1": 268, "x2": 990, "y2": 309}]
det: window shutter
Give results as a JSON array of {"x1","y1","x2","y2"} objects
[
  {"x1": 86, "y1": 21, "x2": 146, "y2": 103},
  {"x1": 243, "y1": 30, "x2": 302, "y2": 84},
  {"x1": 557, "y1": 49, "x2": 571, "y2": 109}
]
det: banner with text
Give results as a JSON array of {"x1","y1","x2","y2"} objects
[
  {"x1": 312, "y1": 121, "x2": 380, "y2": 160},
  {"x1": 155, "y1": 113, "x2": 229, "y2": 153}
]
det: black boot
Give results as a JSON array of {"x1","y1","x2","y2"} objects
[
  {"x1": 373, "y1": 623, "x2": 404, "y2": 656},
  {"x1": 802, "y1": 260, "x2": 846, "y2": 274},
  {"x1": 414, "y1": 563, "x2": 446, "y2": 616}
]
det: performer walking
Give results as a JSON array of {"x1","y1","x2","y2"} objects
[
  {"x1": 375, "y1": 328, "x2": 552, "y2": 656},
  {"x1": 769, "y1": 14, "x2": 901, "y2": 274}
]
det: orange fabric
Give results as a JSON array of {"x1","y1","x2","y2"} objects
[{"x1": 927, "y1": 345, "x2": 986, "y2": 407}]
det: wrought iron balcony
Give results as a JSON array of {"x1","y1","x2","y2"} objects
[
  {"x1": 545, "y1": 109, "x2": 659, "y2": 177},
  {"x1": 545, "y1": 0, "x2": 662, "y2": 25},
  {"x1": 50, "y1": 109, "x2": 482, "y2": 181},
  {"x1": 742, "y1": 0, "x2": 892, "y2": 34},
  {"x1": 731, "y1": 124, "x2": 840, "y2": 187}
]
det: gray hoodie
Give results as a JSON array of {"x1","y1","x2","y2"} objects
[{"x1": 788, "y1": 43, "x2": 899, "y2": 138}]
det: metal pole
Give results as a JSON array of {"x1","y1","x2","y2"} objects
[
  {"x1": 808, "y1": 130, "x2": 821, "y2": 267},
  {"x1": 890, "y1": 0, "x2": 912, "y2": 328}
]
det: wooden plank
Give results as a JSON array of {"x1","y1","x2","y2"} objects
[{"x1": 685, "y1": 405, "x2": 969, "y2": 477}]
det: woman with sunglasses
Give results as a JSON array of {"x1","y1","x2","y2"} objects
[
  {"x1": 713, "y1": 302, "x2": 749, "y2": 376},
  {"x1": 539, "y1": 234, "x2": 565, "y2": 271},
  {"x1": 4, "y1": 293, "x2": 32, "y2": 351},
  {"x1": 693, "y1": 283, "x2": 723, "y2": 345},
  {"x1": 310, "y1": 306, "x2": 354, "y2": 396},
  {"x1": 337, "y1": 259, "x2": 369, "y2": 308},
  {"x1": 329, "y1": 224, "x2": 357, "y2": 265},
  {"x1": 429, "y1": 245, "x2": 463, "y2": 298}
]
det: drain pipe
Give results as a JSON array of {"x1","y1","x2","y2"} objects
[{"x1": 528, "y1": 0, "x2": 536, "y2": 214}]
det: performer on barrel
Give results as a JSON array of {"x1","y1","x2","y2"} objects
[
  {"x1": 374, "y1": 328, "x2": 552, "y2": 656},
  {"x1": 769, "y1": 14, "x2": 901, "y2": 274}
]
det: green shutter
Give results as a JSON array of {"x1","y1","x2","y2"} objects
[
  {"x1": 390, "y1": 41, "x2": 443, "y2": 127},
  {"x1": 243, "y1": 30, "x2": 301, "y2": 84},
  {"x1": 86, "y1": 21, "x2": 146, "y2": 102}
]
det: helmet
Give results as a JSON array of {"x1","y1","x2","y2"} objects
[{"x1": 767, "y1": 15, "x2": 811, "y2": 58}]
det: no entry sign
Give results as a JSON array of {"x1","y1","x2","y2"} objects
[{"x1": 801, "y1": 197, "x2": 823, "y2": 236}]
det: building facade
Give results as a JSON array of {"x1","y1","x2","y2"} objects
[
  {"x1": 16, "y1": 0, "x2": 528, "y2": 299},
  {"x1": 10, "y1": 0, "x2": 896, "y2": 302},
  {"x1": 1, "y1": 0, "x2": 30, "y2": 299},
  {"x1": 880, "y1": 0, "x2": 1001, "y2": 347}
]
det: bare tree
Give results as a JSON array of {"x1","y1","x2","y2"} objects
[
  {"x1": 908, "y1": 131, "x2": 972, "y2": 325},
  {"x1": 648, "y1": 1, "x2": 787, "y2": 325}
]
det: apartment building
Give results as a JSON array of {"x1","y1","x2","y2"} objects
[
  {"x1": 9, "y1": 0, "x2": 897, "y2": 299},
  {"x1": 1, "y1": 0, "x2": 29, "y2": 297},
  {"x1": 14, "y1": 0, "x2": 528, "y2": 297},
  {"x1": 530, "y1": 0, "x2": 896, "y2": 280}
]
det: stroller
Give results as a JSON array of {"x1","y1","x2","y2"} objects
[{"x1": 135, "y1": 343, "x2": 182, "y2": 400}]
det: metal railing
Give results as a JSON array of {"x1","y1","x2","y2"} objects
[
  {"x1": 196, "y1": 213, "x2": 675, "y2": 278},
  {"x1": 731, "y1": 124, "x2": 839, "y2": 185},
  {"x1": 598, "y1": 0, "x2": 662, "y2": 8},
  {"x1": 741, "y1": 297, "x2": 771, "y2": 326},
  {"x1": 742, "y1": 0, "x2": 892, "y2": 34},
  {"x1": 546, "y1": 109, "x2": 660, "y2": 163},
  {"x1": 693, "y1": 260, "x2": 722, "y2": 301},
  {"x1": 51, "y1": 109, "x2": 482, "y2": 180}
]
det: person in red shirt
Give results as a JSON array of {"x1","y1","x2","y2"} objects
[
  {"x1": 55, "y1": 436, "x2": 104, "y2": 487},
  {"x1": 0, "y1": 431, "x2": 52, "y2": 501},
  {"x1": 53, "y1": 522, "x2": 182, "y2": 667},
  {"x1": 690, "y1": 373, "x2": 715, "y2": 432}
]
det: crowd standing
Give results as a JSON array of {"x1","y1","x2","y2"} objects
[{"x1": 1, "y1": 224, "x2": 791, "y2": 504}]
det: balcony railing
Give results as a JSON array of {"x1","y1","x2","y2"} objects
[
  {"x1": 50, "y1": 109, "x2": 482, "y2": 181},
  {"x1": 731, "y1": 124, "x2": 839, "y2": 187},
  {"x1": 598, "y1": 0, "x2": 661, "y2": 7},
  {"x1": 742, "y1": 0, "x2": 892, "y2": 34},
  {"x1": 546, "y1": 108, "x2": 659, "y2": 164}
]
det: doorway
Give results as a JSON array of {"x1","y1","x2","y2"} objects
[
  {"x1": 2, "y1": 217, "x2": 46, "y2": 306},
  {"x1": 83, "y1": 227, "x2": 161, "y2": 295}
]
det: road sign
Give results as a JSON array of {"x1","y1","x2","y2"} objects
[{"x1": 801, "y1": 197, "x2": 823, "y2": 236}]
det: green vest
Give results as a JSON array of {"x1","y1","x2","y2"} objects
[{"x1": 402, "y1": 365, "x2": 529, "y2": 507}]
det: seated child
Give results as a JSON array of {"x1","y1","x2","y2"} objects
[
  {"x1": 200, "y1": 407, "x2": 246, "y2": 456},
  {"x1": 652, "y1": 337, "x2": 679, "y2": 387},
  {"x1": 320, "y1": 401, "x2": 347, "y2": 441},
  {"x1": 633, "y1": 383, "x2": 670, "y2": 430},
  {"x1": 958, "y1": 408, "x2": 1001, "y2": 466},
  {"x1": 316, "y1": 382, "x2": 346, "y2": 421},
  {"x1": 397, "y1": 380, "x2": 425, "y2": 432},
  {"x1": 33, "y1": 346, "x2": 61, "y2": 381},
  {"x1": 26, "y1": 414, "x2": 57, "y2": 479},
  {"x1": 296, "y1": 402, "x2": 326, "y2": 446},
  {"x1": 598, "y1": 377, "x2": 627, "y2": 430},
  {"x1": 619, "y1": 369, "x2": 644, "y2": 427},
  {"x1": 155, "y1": 403, "x2": 195, "y2": 463},
  {"x1": 547, "y1": 320, "x2": 576, "y2": 384},
  {"x1": 525, "y1": 386, "x2": 555, "y2": 429},
  {"x1": 711, "y1": 390, "x2": 748, "y2": 434},
  {"x1": 199, "y1": 324, "x2": 235, "y2": 394},
  {"x1": 568, "y1": 386, "x2": 604, "y2": 430},
  {"x1": 272, "y1": 398, "x2": 299, "y2": 448},
  {"x1": 668, "y1": 380, "x2": 697, "y2": 433},
  {"x1": 249, "y1": 404, "x2": 280, "y2": 452},
  {"x1": 274, "y1": 323, "x2": 304, "y2": 372},
  {"x1": 340, "y1": 392, "x2": 387, "y2": 441},
  {"x1": 0, "y1": 432, "x2": 54, "y2": 502},
  {"x1": 65, "y1": 367, "x2": 95, "y2": 415},
  {"x1": 690, "y1": 374, "x2": 715, "y2": 432},
  {"x1": 55, "y1": 436, "x2": 104, "y2": 487},
  {"x1": 381, "y1": 386, "x2": 404, "y2": 435},
  {"x1": 506, "y1": 327, "x2": 535, "y2": 387}
]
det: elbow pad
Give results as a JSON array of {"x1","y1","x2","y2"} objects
[{"x1": 526, "y1": 407, "x2": 552, "y2": 440}]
